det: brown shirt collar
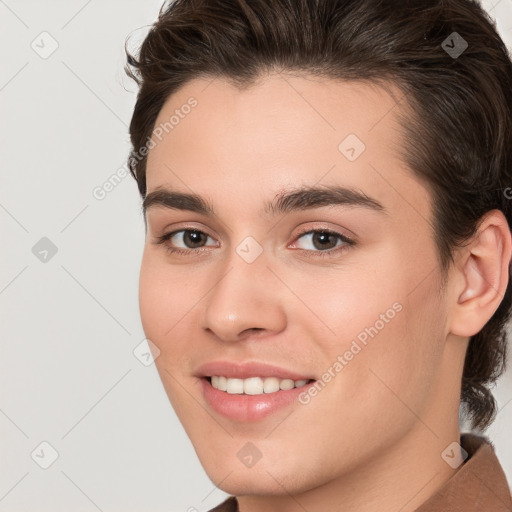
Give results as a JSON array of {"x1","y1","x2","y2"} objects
[
  {"x1": 416, "y1": 433, "x2": 512, "y2": 511},
  {"x1": 209, "y1": 434, "x2": 512, "y2": 511}
]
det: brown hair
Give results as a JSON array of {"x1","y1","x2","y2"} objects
[{"x1": 125, "y1": 0, "x2": 512, "y2": 431}]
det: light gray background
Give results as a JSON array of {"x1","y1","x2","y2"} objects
[{"x1": 1, "y1": 1, "x2": 511, "y2": 511}]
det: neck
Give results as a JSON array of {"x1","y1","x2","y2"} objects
[{"x1": 237, "y1": 421, "x2": 463, "y2": 512}]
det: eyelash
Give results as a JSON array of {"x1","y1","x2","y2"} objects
[{"x1": 155, "y1": 227, "x2": 356, "y2": 259}]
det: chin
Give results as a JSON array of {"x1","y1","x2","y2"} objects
[
  {"x1": 198, "y1": 454, "x2": 321, "y2": 497},
  {"x1": 206, "y1": 470, "x2": 298, "y2": 496}
]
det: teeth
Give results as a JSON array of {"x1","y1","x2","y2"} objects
[
  {"x1": 209, "y1": 376, "x2": 310, "y2": 395},
  {"x1": 263, "y1": 377, "x2": 280, "y2": 393},
  {"x1": 242, "y1": 377, "x2": 261, "y2": 395},
  {"x1": 226, "y1": 378, "x2": 244, "y2": 394},
  {"x1": 217, "y1": 376, "x2": 227, "y2": 391},
  {"x1": 279, "y1": 379, "x2": 295, "y2": 390}
]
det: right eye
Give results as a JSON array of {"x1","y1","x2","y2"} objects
[{"x1": 155, "y1": 229, "x2": 218, "y2": 256}]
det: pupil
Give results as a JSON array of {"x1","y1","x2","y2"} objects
[
  {"x1": 314, "y1": 232, "x2": 335, "y2": 249},
  {"x1": 187, "y1": 230, "x2": 204, "y2": 248}
]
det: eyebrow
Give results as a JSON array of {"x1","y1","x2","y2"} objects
[{"x1": 142, "y1": 185, "x2": 388, "y2": 218}]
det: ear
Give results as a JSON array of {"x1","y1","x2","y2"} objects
[{"x1": 449, "y1": 209, "x2": 512, "y2": 338}]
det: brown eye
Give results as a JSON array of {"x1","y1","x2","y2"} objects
[
  {"x1": 310, "y1": 231, "x2": 339, "y2": 250},
  {"x1": 293, "y1": 229, "x2": 353, "y2": 252},
  {"x1": 179, "y1": 230, "x2": 208, "y2": 248},
  {"x1": 155, "y1": 229, "x2": 218, "y2": 256},
  {"x1": 288, "y1": 227, "x2": 356, "y2": 260}
]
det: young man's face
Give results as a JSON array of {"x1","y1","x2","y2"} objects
[{"x1": 139, "y1": 74, "x2": 464, "y2": 496}]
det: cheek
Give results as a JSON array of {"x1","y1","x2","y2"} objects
[
  {"x1": 138, "y1": 250, "x2": 212, "y2": 394},
  {"x1": 139, "y1": 257, "x2": 167, "y2": 339},
  {"x1": 138, "y1": 250, "x2": 189, "y2": 344},
  {"x1": 308, "y1": 250, "x2": 445, "y2": 410},
  {"x1": 293, "y1": 261, "x2": 404, "y2": 350},
  {"x1": 138, "y1": 252, "x2": 198, "y2": 405}
]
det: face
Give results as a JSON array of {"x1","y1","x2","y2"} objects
[{"x1": 139, "y1": 73, "x2": 454, "y2": 495}]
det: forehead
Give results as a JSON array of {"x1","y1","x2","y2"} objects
[
  {"x1": 144, "y1": 73, "x2": 428, "y2": 224},
  {"x1": 148, "y1": 73, "x2": 406, "y2": 157},
  {"x1": 147, "y1": 73, "x2": 405, "y2": 169}
]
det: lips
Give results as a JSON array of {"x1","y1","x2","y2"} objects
[
  {"x1": 194, "y1": 360, "x2": 315, "y2": 381},
  {"x1": 194, "y1": 360, "x2": 318, "y2": 421}
]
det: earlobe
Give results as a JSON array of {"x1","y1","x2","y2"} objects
[{"x1": 450, "y1": 211, "x2": 512, "y2": 338}]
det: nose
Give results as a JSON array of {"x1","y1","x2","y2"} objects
[{"x1": 201, "y1": 251, "x2": 287, "y2": 343}]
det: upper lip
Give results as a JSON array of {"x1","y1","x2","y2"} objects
[{"x1": 195, "y1": 360, "x2": 315, "y2": 381}]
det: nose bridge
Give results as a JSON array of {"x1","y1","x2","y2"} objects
[{"x1": 201, "y1": 242, "x2": 286, "y2": 341}]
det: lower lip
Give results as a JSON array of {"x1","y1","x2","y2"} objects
[{"x1": 200, "y1": 377, "x2": 315, "y2": 422}]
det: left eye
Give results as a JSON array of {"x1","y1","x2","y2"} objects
[{"x1": 292, "y1": 229, "x2": 352, "y2": 252}]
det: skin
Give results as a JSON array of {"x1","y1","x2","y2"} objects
[{"x1": 138, "y1": 72, "x2": 511, "y2": 512}]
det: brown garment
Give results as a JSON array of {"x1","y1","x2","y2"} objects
[{"x1": 208, "y1": 433, "x2": 512, "y2": 511}]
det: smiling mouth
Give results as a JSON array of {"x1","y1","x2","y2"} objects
[{"x1": 205, "y1": 376, "x2": 315, "y2": 395}]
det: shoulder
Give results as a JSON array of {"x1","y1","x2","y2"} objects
[
  {"x1": 416, "y1": 433, "x2": 512, "y2": 511},
  {"x1": 207, "y1": 496, "x2": 238, "y2": 512}
]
